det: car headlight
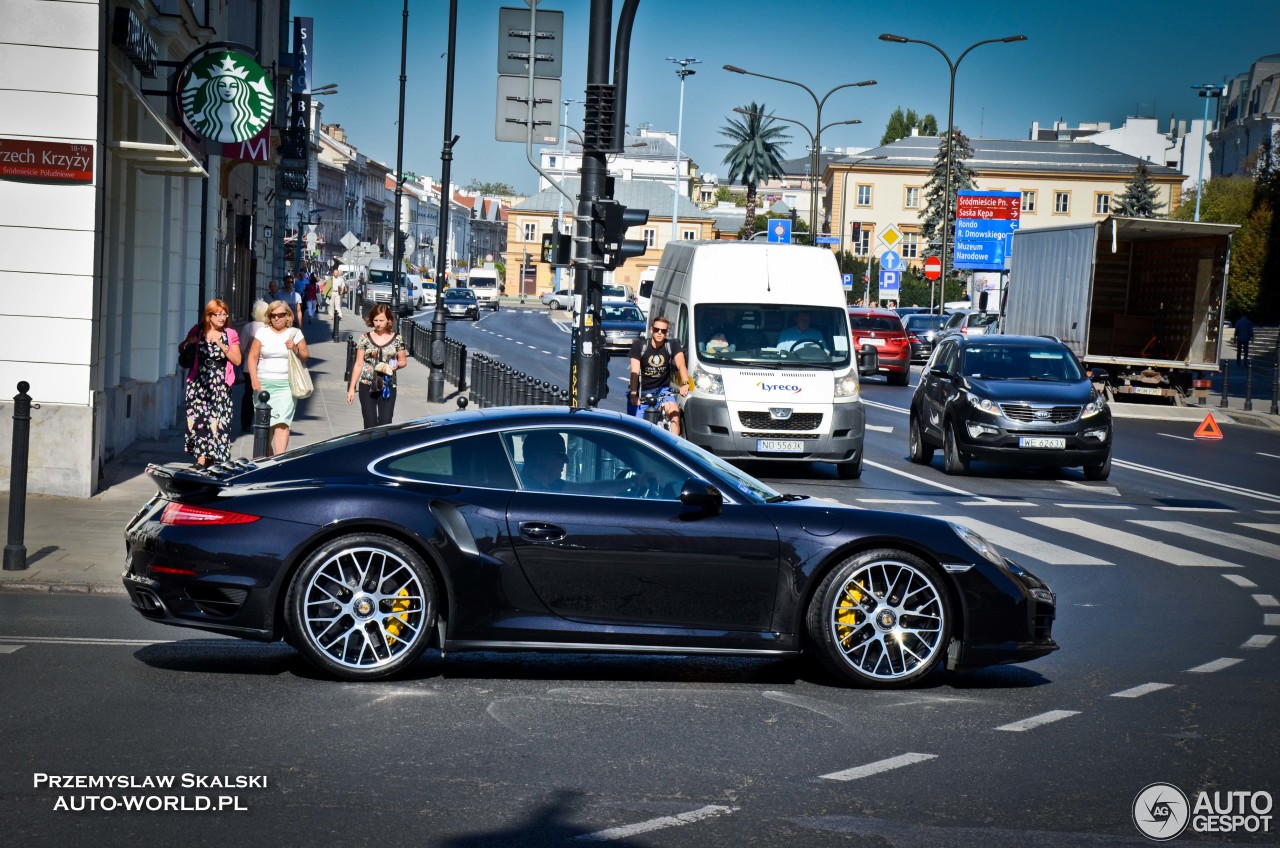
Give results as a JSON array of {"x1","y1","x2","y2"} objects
[
  {"x1": 968, "y1": 395, "x2": 999, "y2": 416},
  {"x1": 949, "y1": 521, "x2": 1007, "y2": 568},
  {"x1": 691, "y1": 365, "x2": 723, "y2": 397},
  {"x1": 834, "y1": 372, "x2": 860, "y2": 399},
  {"x1": 1081, "y1": 394, "x2": 1107, "y2": 418}
]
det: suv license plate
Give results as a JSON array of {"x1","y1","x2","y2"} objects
[
  {"x1": 1019, "y1": 437, "x2": 1066, "y2": 449},
  {"x1": 1131, "y1": 385, "x2": 1164, "y2": 396},
  {"x1": 758, "y1": 439, "x2": 805, "y2": 453}
]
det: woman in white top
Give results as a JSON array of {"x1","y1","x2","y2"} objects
[{"x1": 245, "y1": 299, "x2": 310, "y2": 456}]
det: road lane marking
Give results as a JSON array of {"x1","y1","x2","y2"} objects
[
  {"x1": 863, "y1": 460, "x2": 979, "y2": 498},
  {"x1": 1242, "y1": 635, "x2": 1275, "y2": 649},
  {"x1": 819, "y1": 752, "x2": 936, "y2": 781},
  {"x1": 995, "y1": 710, "x2": 1079, "y2": 732},
  {"x1": 1025, "y1": 518, "x2": 1244, "y2": 568},
  {"x1": 576, "y1": 805, "x2": 738, "y2": 841},
  {"x1": 1259, "y1": 452, "x2": 1280, "y2": 459},
  {"x1": 861, "y1": 399, "x2": 907, "y2": 415},
  {"x1": 1058, "y1": 480, "x2": 1121, "y2": 496},
  {"x1": 1129, "y1": 520, "x2": 1280, "y2": 560},
  {"x1": 933, "y1": 515, "x2": 1111, "y2": 566},
  {"x1": 1111, "y1": 683, "x2": 1173, "y2": 698},
  {"x1": 1238, "y1": 523, "x2": 1280, "y2": 536},
  {"x1": 0, "y1": 645, "x2": 23, "y2": 654},
  {"x1": 959, "y1": 500, "x2": 1036, "y2": 507},
  {"x1": 866, "y1": 424, "x2": 895, "y2": 433},
  {"x1": 1186, "y1": 658, "x2": 1242, "y2": 673},
  {"x1": 857, "y1": 499, "x2": 938, "y2": 505},
  {"x1": 1158, "y1": 433, "x2": 1195, "y2": 441},
  {"x1": 1265, "y1": 614, "x2": 1280, "y2": 626},
  {"x1": 1222, "y1": 574, "x2": 1258, "y2": 588},
  {"x1": 1154, "y1": 507, "x2": 1235, "y2": 513},
  {"x1": 1253, "y1": 594, "x2": 1279, "y2": 607},
  {"x1": 0, "y1": 636, "x2": 174, "y2": 646},
  {"x1": 1111, "y1": 459, "x2": 1280, "y2": 505},
  {"x1": 1056, "y1": 503, "x2": 1135, "y2": 510}
]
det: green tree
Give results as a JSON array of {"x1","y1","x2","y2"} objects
[
  {"x1": 1112, "y1": 161, "x2": 1164, "y2": 218},
  {"x1": 713, "y1": 185, "x2": 735, "y2": 204},
  {"x1": 920, "y1": 128, "x2": 977, "y2": 271},
  {"x1": 1171, "y1": 176, "x2": 1255, "y2": 224},
  {"x1": 1251, "y1": 136, "x2": 1280, "y2": 321},
  {"x1": 465, "y1": 179, "x2": 518, "y2": 196},
  {"x1": 718, "y1": 101, "x2": 791, "y2": 239},
  {"x1": 1226, "y1": 204, "x2": 1270, "y2": 317},
  {"x1": 881, "y1": 107, "x2": 940, "y2": 145}
]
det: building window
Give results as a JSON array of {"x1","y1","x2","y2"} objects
[
  {"x1": 901, "y1": 232, "x2": 919, "y2": 259},
  {"x1": 643, "y1": 228, "x2": 655, "y2": 248},
  {"x1": 904, "y1": 186, "x2": 920, "y2": 209},
  {"x1": 522, "y1": 222, "x2": 537, "y2": 242},
  {"x1": 548, "y1": 156, "x2": 556, "y2": 168},
  {"x1": 856, "y1": 184, "x2": 872, "y2": 206},
  {"x1": 1054, "y1": 192, "x2": 1070, "y2": 214},
  {"x1": 682, "y1": 228, "x2": 698, "y2": 241},
  {"x1": 1094, "y1": 193, "x2": 1111, "y2": 215},
  {"x1": 1021, "y1": 190, "x2": 1036, "y2": 213}
]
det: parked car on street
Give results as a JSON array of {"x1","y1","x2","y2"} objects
[
  {"x1": 908, "y1": 334, "x2": 1112, "y2": 479},
  {"x1": 599, "y1": 299, "x2": 646, "y2": 356},
  {"x1": 938, "y1": 309, "x2": 998, "y2": 338},
  {"x1": 903, "y1": 313, "x2": 948, "y2": 363},
  {"x1": 123, "y1": 406, "x2": 1058, "y2": 687},
  {"x1": 441, "y1": 287, "x2": 479, "y2": 321},
  {"x1": 848, "y1": 307, "x2": 911, "y2": 385},
  {"x1": 541, "y1": 288, "x2": 572, "y2": 310}
]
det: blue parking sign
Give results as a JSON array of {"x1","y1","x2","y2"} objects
[{"x1": 841, "y1": 273, "x2": 854, "y2": 289}]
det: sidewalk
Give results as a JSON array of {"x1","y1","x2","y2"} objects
[{"x1": 0, "y1": 311, "x2": 458, "y2": 595}]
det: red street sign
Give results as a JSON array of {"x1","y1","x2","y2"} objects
[
  {"x1": 0, "y1": 138, "x2": 93, "y2": 183},
  {"x1": 956, "y1": 192, "x2": 1021, "y2": 220},
  {"x1": 923, "y1": 256, "x2": 942, "y2": 280}
]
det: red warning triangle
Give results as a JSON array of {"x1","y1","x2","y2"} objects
[{"x1": 1194, "y1": 412, "x2": 1223, "y2": 440}]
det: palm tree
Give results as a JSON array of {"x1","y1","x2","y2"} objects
[{"x1": 717, "y1": 101, "x2": 791, "y2": 239}]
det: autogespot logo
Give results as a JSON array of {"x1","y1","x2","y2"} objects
[
  {"x1": 757, "y1": 382, "x2": 802, "y2": 394},
  {"x1": 1133, "y1": 783, "x2": 1190, "y2": 841}
]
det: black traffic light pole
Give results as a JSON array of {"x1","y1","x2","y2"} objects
[
  {"x1": 428, "y1": 0, "x2": 459, "y2": 404},
  {"x1": 571, "y1": 0, "x2": 640, "y2": 409}
]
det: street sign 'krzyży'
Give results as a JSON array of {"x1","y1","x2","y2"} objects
[{"x1": 0, "y1": 138, "x2": 93, "y2": 183}]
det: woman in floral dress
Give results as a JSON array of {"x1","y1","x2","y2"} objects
[{"x1": 180, "y1": 298, "x2": 241, "y2": 468}]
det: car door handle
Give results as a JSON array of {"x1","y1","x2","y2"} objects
[{"x1": 520, "y1": 522, "x2": 566, "y2": 542}]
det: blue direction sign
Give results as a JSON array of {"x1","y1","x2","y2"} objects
[
  {"x1": 767, "y1": 219, "x2": 792, "y2": 243},
  {"x1": 953, "y1": 190, "x2": 1020, "y2": 271},
  {"x1": 816, "y1": 236, "x2": 840, "y2": 244},
  {"x1": 880, "y1": 250, "x2": 902, "y2": 272}
]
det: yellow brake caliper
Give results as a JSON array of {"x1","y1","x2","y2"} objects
[
  {"x1": 385, "y1": 587, "x2": 412, "y2": 645},
  {"x1": 836, "y1": 585, "x2": 863, "y2": 648}
]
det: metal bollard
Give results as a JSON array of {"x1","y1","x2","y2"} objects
[
  {"x1": 331, "y1": 307, "x2": 341, "y2": 343},
  {"x1": 252, "y1": 390, "x2": 273, "y2": 458},
  {"x1": 4, "y1": 381, "x2": 37, "y2": 570},
  {"x1": 1244, "y1": 360, "x2": 1253, "y2": 412},
  {"x1": 1272, "y1": 339, "x2": 1279, "y2": 416},
  {"x1": 1219, "y1": 360, "x2": 1229, "y2": 409},
  {"x1": 343, "y1": 337, "x2": 357, "y2": 383}
]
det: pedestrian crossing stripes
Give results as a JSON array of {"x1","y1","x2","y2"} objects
[
  {"x1": 933, "y1": 516, "x2": 1111, "y2": 566},
  {"x1": 1222, "y1": 574, "x2": 1258, "y2": 588},
  {"x1": 1024, "y1": 518, "x2": 1244, "y2": 568},
  {"x1": 0, "y1": 645, "x2": 23, "y2": 654},
  {"x1": 1242, "y1": 635, "x2": 1275, "y2": 649},
  {"x1": 1267, "y1": 614, "x2": 1280, "y2": 626},
  {"x1": 1128, "y1": 521, "x2": 1280, "y2": 560},
  {"x1": 1111, "y1": 683, "x2": 1173, "y2": 698},
  {"x1": 1187, "y1": 658, "x2": 1242, "y2": 673}
]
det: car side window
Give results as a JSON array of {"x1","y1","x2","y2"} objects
[
  {"x1": 933, "y1": 340, "x2": 959, "y2": 374},
  {"x1": 506, "y1": 427, "x2": 687, "y2": 499},
  {"x1": 376, "y1": 432, "x2": 517, "y2": 489}
]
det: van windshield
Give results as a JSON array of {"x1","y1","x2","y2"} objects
[{"x1": 694, "y1": 304, "x2": 851, "y2": 367}]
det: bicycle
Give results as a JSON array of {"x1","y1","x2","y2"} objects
[{"x1": 636, "y1": 390, "x2": 676, "y2": 434}]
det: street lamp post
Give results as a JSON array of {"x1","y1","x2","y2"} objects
[
  {"x1": 723, "y1": 65, "x2": 875, "y2": 241},
  {"x1": 555, "y1": 99, "x2": 584, "y2": 290},
  {"x1": 669, "y1": 58, "x2": 700, "y2": 244},
  {"x1": 733, "y1": 108, "x2": 861, "y2": 244},
  {"x1": 428, "y1": 0, "x2": 459, "y2": 404},
  {"x1": 1191, "y1": 83, "x2": 1225, "y2": 222},
  {"x1": 879, "y1": 33, "x2": 1026, "y2": 289}
]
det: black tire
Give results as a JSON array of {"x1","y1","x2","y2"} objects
[
  {"x1": 908, "y1": 414, "x2": 934, "y2": 465},
  {"x1": 943, "y1": 420, "x2": 970, "y2": 475},
  {"x1": 805, "y1": 548, "x2": 951, "y2": 688},
  {"x1": 285, "y1": 533, "x2": 438, "y2": 680},
  {"x1": 836, "y1": 452, "x2": 863, "y2": 480},
  {"x1": 1083, "y1": 453, "x2": 1112, "y2": 481},
  {"x1": 548, "y1": 299, "x2": 561, "y2": 311},
  {"x1": 888, "y1": 369, "x2": 910, "y2": 387}
]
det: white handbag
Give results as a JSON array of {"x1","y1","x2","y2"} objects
[{"x1": 287, "y1": 346, "x2": 313, "y2": 400}]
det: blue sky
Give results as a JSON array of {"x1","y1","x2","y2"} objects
[{"x1": 292, "y1": 0, "x2": 1280, "y2": 195}]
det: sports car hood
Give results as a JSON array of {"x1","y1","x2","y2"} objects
[{"x1": 964, "y1": 377, "x2": 1092, "y2": 405}]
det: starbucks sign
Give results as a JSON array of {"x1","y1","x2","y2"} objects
[{"x1": 178, "y1": 50, "x2": 275, "y2": 144}]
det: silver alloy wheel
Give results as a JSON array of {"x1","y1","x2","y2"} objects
[
  {"x1": 828, "y1": 557, "x2": 946, "y2": 682},
  {"x1": 298, "y1": 545, "x2": 428, "y2": 671}
]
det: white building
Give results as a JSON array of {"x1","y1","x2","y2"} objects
[
  {"x1": 1031, "y1": 117, "x2": 1214, "y2": 191},
  {"x1": 1211, "y1": 53, "x2": 1280, "y2": 178}
]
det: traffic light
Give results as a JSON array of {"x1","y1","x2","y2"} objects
[
  {"x1": 592, "y1": 198, "x2": 648, "y2": 269},
  {"x1": 541, "y1": 231, "x2": 570, "y2": 266}
]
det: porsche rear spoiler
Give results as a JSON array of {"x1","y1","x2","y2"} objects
[{"x1": 145, "y1": 458, "x2": 258, "y2": 498}]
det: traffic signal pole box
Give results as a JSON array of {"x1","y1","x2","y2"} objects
[{"x1": 570, "y1": 0, "x2": 646, "y2": 409}]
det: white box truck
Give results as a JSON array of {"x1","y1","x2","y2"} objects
[
  {"x1": 1003, "y1": 217, "x2": 1236, "y2": 401},
  {"x1": 648, "y1": 241, "x2": 867, "y2": 478}
]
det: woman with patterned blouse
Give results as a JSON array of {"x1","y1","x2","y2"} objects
[{"x1": 346, "y1": 303, "x2": 408, "y2": 427}]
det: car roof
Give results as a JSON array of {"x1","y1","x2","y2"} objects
[
  {"x1": 847, "y1": 307, "x2": 901, "y2": 317},
  {"x1": 950, "y1": 334, "x2": 1068, "y2": 349}
]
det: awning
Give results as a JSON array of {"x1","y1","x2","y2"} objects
[{"x1": 108, "y1": 63, "x2": 207, "y2": 178}]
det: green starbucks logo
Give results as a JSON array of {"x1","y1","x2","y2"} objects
[{"x1": 180, "y1": 51, "x2": 274, "y2": 143}]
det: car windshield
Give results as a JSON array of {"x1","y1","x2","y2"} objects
[
  {"x1": 445, "y1": 289, "x2": 473, "y2": 300},
  {"x1": 693, "y1": 304, "x2": 851, "y2": 367},
  {"x1": 849, "y1": 315, "x2": 903, "y2": 332},
  {"x1": 961, "y1": 344, "x2": 1085, "y2": 381},
  {"x1": 647, "y1": 427, "x2": 781, "y2": 504},
  {"x1": 603, "y1": 304, "x2": 643, "y2": 322},
  {"x1": 367, "y1": 269, "x2": 397, "y2": 286}
]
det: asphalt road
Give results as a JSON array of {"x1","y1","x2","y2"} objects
[{"x1": 1, "y1": 309, "x2": 1277, "y2": 846}]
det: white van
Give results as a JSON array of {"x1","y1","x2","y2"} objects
[
  {"x1": 636, "y1": 266, "x2": 658, "y2": 317},
  {"x1": 648, "y1": 241, "x2": 866, "y2": 478},
  {"x1": 463, "y1": 266, "x2": 501, "y2": 311}
]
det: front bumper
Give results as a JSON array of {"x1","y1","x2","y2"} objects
[
  {"x1": 956, "y1": 417, "x2": 1111, "y2": 467},
  {"x1": 682, "y1": 396, "x2": 865, "y2": 463},
  {"x1": 952, "y1": 555, "x2": 1059, "y2": 669}
]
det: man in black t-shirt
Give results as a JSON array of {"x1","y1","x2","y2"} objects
[{"x1": 628, "y1": 315, "x2": 690, "y2": 436}]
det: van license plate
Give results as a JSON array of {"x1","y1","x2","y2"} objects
[
  {"x1": 1019, "y1": 437, "x2": 1066, "y2": 449},
  {"x1": 1131, "y1": 385, "x2": 1163, "y2": 396},
  {"x1": 758, "y1": 439, "x2": 805, "y2": 453}
]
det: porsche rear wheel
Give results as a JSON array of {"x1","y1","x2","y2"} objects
[
  {"x1": 806, "y1": 548, "x2": 951, "y2": 688},
  {"x1": 286, "y1": 533, "x2": 438, "y2": 680}
]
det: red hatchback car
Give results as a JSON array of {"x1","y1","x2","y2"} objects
[{"x1": 848, "y1": 307, "x2": 911, "y2": 385}]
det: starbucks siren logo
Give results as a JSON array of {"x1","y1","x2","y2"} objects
[{"x1": 180, "y1": 51, "x2": 274, "y2": 143}]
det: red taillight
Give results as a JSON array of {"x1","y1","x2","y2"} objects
[
  {"x1": 161, "y1": 502, "x2": 260, "y2": 526},
  {"x1": 150, "y1": 565, "x2": 197, "y2": 576}
]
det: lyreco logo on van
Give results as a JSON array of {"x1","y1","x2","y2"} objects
[
  {"x1": 721, "y1": 370, "x2": 833, "y2": 404},
  {"x1": 757, "y1": 382, "x2": 802, "y2": 394}
]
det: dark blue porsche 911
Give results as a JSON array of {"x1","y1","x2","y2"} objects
[{"x1": 123, "y1": 407, "x2": 1057, "y2": 687}]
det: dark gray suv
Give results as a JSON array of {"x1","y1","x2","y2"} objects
[{"x1": 908, "y1": 335, "x2": 1112, "y2": 479}]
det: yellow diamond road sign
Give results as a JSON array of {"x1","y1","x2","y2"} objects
[{"x1": 878, "y1": 224, "x2": 903, "y2": 249}]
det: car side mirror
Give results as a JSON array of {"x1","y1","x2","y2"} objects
[
  {"x1": 679, "y1": 478, "x2": 722, "y2": 515},
  {"x1": 1090, "y1": 367, "x2": 1109, "y2": 382}
]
